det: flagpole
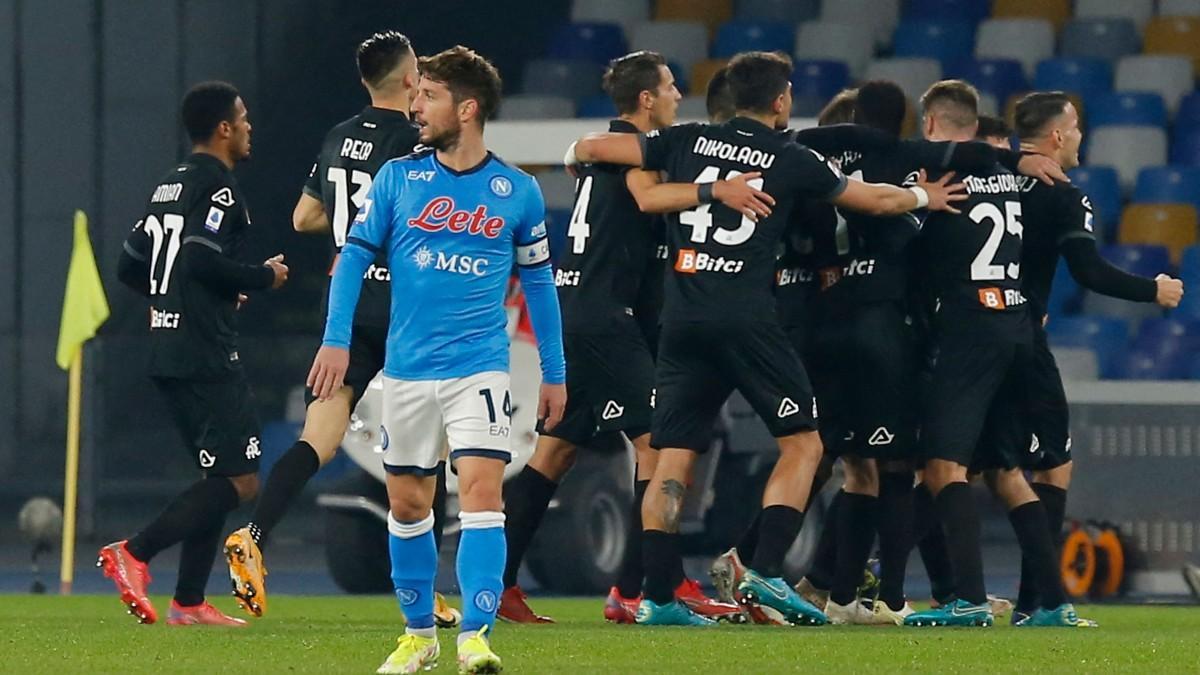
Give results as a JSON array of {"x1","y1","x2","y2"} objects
[{"x1": 60, "y1": 349, "x2": 83, "y2": 595}]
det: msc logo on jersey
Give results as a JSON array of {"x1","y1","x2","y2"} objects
[
  {"x1": 489, "y1": 175, "x2": 513, "y2": 198},
  {"x1": 414, "y1": 245, "x2": 489, "y2": 276},
  {"x1": 408, "y1": 197, "x2": 505, "y2": 238},
  {"x1": 211, "y1": 187, "x2": 235, "y2": 207},
  {"x1": 205, "y1": 206, "x2": 224, "y2": 233}
]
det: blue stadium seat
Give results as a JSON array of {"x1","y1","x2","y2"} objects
[
  {"x1": 545, "y1": 208, "x2": 573, "y2": 263},
  {"x1": 1134, "y1": 317, "x2": 1200, "y2": 359},
  {"x1": 1086, "y1": 92, "x2": 1168, "y2": 129},
  {"x1": 1046, "y1": 259, "x2": 1082, "y2": 316},
  {"x1": 576, "y1": 95, "x2": 618, "y2": 119},
  {"x1": 1115, "y1": 349, "x2": 1186, "y2": 380},
  {"x1": 668, "y1": 61, "x2": 689, "y2": 95},
  {"x1": 904, "y1": 0, "x2": 991, "y2": 24},
  {"x1": 547, "y1": 22, "x2": 629, "y2": 65},
  {"x1": 791, "y1": 60, "x2": 851, "y2": 117},
  {"x1": 1180, "y1": 245, "x2": 1200, "y2": 283},
  {"x1": 892, "y1": 20, "x2": 976, "y2": 69},
  {"x1": 1133, "y1": 166, "x2": 1200, "y2": 212},
  {"x1": 1045, "y1": 316, "x2": 1130, "y2": 377},
  {"x1": 1034, "y1": 58, "x2": 1112, "y2": 101},
  {"x1": 1177, "y1": 92, "x2": 1200, "y2": 131},
  {"x1": 521, "y1": 59, "x2": 604, "y2": 100},
  {"x1": 1060, "y1": 18, "x2": 1141, "y2": 64},
  {"x1": 1100, "y1": 244, "x2": 1172, "y2": 278},
  {"x1": 1067, "y1": 166, "x2": 1121, "y2": 235},
  {"x1": 712, "y1": 20, "x2": 794, "y2": 57},
  {"x1": 948, "y1": 59, "x2": 1028, "y2": 108},
  {"x1": 1171, "y1": 129, "x2": 1200, "y2": 166},
  {"x1": 735, "y1": 0, "x2": 820, "y2": 23}
]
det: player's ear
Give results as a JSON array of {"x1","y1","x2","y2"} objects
[
  {"x1": 459, "y1": 98, "x2": 479, "y2": 124},
  {"x1": 639, "y1": 89, "x2": 654, "y2": 111}
]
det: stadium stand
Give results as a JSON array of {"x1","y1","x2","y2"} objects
[
  {"x1": 677, "y1": 96, "x2": 709, "y2": 120},
  {"x1": 1087, "y1": 126, "x2": 1168, "y2": 192},
  {"x1": 948, "y1": 59, "x2": 1028, "y2": 109},
  {"x1": 794, "y1": 21, "x2": 874, "y2": 78},
  {"x1": 975, "y1": 18, "x2": 1055, "y2": 77},
  {"x1": 1045, "y1": 315, "x2": 1131, "y2": 378},
  {"x1": 1034, "y1": 58, "x2": 1112, "y2": 103},
  {"x1": 1051, "y1": 347, "x2": 1101, "y2": 381},
  {"x1": 575, "y1": 94, "x2": 618, "y2": 119},
  {"x1": 1143, "y1": 16, "x2": 1200, "y2": 72},
  {"x1": 1087, "y1": 92, "x2": 1168, "y2": 129},
  {"x1": 500, "y1": 95, "x2": 575, "y2": 120},
  {"x1": 905, "y1": 0, "x2": 991, "y2": 24},
  {"x1": 1119, "y1": 204, "x2": 1199, "y2": 264},
  {"x1": 1172, "y1": 128, "x2": 1200, "y2": 166},
  {"x1": 688, "y1": 58, "x2": 728, "y2": 96},
  {"x1": 1068, "y1": 166, "x2": 1122, "y2": 234},
  {"x1": 864, "y1": 58, "x2": 943, "y2": 105},
  {"x1": 1114, "y1": 55, "x2": 1194, "y2": 116},
  {"x1": 712, "y1": 20, "x2": 795, "y2": 58},
  {"x1": 734, "y1": 0, "x2": 820, "y2": 24},
  {"x1": 547, "y1": 22, "x2": 628, "y2": 65},
  {"x1": 570, "y1": 0, "x2": 649, "y2": 33},
  {"x1": 1059, "y1": 18, "x2": 1141, "y2": 64},
  {"x1": 791, "y1": 60, "x2": 852, "y2": 117},
  {"x1": 521, "y1": 59, "x2": 603, "y2": 100},
  {"x1": 629, "y1": 21, "x2": 708, "y2": 71},
  {"x1": 654, "y1": 0, "x2": 733, "y2": 35},
  {"x1": 892, "y1": 20, "x2": 976, "y2": 70},
  {"x1": 1074, "y1": 0, "x2": 1156, "y2": 30},
  {"x1": 1160, "y1": 0, "x2": 1200, "y2": 16},
  {"x1": 819, "y1": 0, "x2": 900, "y2": 48},
  {"x1": 1134, "y1": 166, "x2": 1200, "y2": 213},
  {"x1": 992, "y1": 0, "x2": 1072, "y2": 31}
]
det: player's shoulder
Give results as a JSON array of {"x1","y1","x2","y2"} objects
[
  {"x1": 646, "y1": 121, "x2": 705, "y2": 140},
  {"x1": 486, "y1": 153, "x2": 541, "y2": 193}
]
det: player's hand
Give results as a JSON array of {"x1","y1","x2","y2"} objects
[
  {"x1": 537, "y1": 382, "x2": 567, "y2": 432},
  {"x1": 713, "y1": 172, "x2": 774, "y2": 221},
  {"x1": 1155, "y1": 274, "x2": 1184, "y2": 308},
  {"x1": 917, "y1": 170, "x2": 967, "y2": 214},
  {"x1": 264, "y1": 254, "x2": 288, "y2": 289},
  {"x1": 307, "y1": 345, "x2": 349, "y2": 401},
  {"x1": 236, "y1": 293, "x2": 248, "y2": 310},
  {"x1": 1017, "y1": 153, "x2": 1069, "y2": 186}
]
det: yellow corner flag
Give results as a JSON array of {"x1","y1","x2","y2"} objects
[
  {"x1": 56, "y1": 210, "x2": 110, "y2": 370},
  {"x1": 56, "y1": 210, "x2": 109, "y2": 594}
]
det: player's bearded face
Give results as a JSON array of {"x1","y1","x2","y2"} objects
[{"x1": 413, "y1": 77, "x2": 462, "y2": 151}]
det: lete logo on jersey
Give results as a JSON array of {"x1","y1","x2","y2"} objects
[{"x1": 408, "y1": 197, "x2": 505, "y2": 238}]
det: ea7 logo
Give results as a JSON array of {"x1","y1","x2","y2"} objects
[
  {"x1": 211, "y1": 187, "x2": 235, "y2": 207},
  {"x1": 407, "y1": 170, "x2": 436, "y2": 182}
]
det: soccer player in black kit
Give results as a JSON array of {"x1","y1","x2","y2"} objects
[
  {"x1": 499, "y1": 50, "x2": 769, "y2": 625},
  {"x1": 100, "y1": 81, "x2": 288, "y2": 626},
  {"x1": 569, "y1": 51, "x2": 966, "y2": 626},
  {"x1": 219, "y1": 31, "x2": 460, "y2": 625},
  {"x1": 903, "y1": 81, "x2": 1096, "y2": 628},
  {"x1": 1002, "y1": 92, "x2": 1182, "y2": 623}
]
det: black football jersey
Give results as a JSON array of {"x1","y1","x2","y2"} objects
[
  {"x1": 123, "y1": 153, "x2": 257, "y2": 379},
  {"x1": 1015, "y1": 177, "x2": 1097, "y2": 317},
  {"x1": 642, "y1": 117, "x2": 847, "y2": 323},
  {"x1": 918, "y1": 164, "x2": 1029, "y2": 335},
  {"x1": 557, "y1": 120, "x2": 663, "y2": 332},
  {"x1": 303, "y1": 106, "x2": 420, "y2": 327},
  {"x1": 633, "y1": 216, "x2": 669, "y2": 349}
]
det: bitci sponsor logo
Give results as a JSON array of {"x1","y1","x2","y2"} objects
[{"x1": 675, "y1": 249, "x2": 744, "y2": 274}]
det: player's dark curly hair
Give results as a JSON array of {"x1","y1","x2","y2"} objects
[
  {"x1": 1013, "y1": 91, "x2": 1072, "y2": 140},
  {"x1": 357, "y1": 30, "x2": 413, "y2": 89},
  {"x1": 181, "y1": 81, "x2": 240, "y2": 143},
  {"x1": 603, "y1": 51, "x2": 667, "y2": 115},
  {"x1": 705, "y1": 66, "x2": 735, "y2": 123},
  {"x1": 725, "y1": 51, "x2": 793, "y2": 115},
  {"x1": 855, "y1": 80, "x2": 906, "y2": 137},
  {"x1": 419, "y1": 46, "x2": 503, "y2": 126},
  {"x1": 977, "y1": 114, "x2": 1013, "y2": 141}
]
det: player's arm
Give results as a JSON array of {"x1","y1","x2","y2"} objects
[
  {"x1": 791, "y1": 123, "x2": 896, "y2": 155},
  {"x1": 625, "y1": 169, "x2": 775, "y2": 221},
  {"x1": 181, "y1": 184, "x2": 284, "y2": 295},
  {"x1": 569, "y1": 133, "x2": 644, "y2": 167},
  {"x1": 309, "y1": 161, "x2": 400, "y2": 400},
  {"x1": 117, "y1": 219, "x2": 152, "y2": 297},
  {"x1": 293, "y1": 157, "x2": 330, "y2": 233},
  {"x1": 832, "y1": 170, "x2": 966, "y2": 216},
  {"x1": 902, "y1": 141, "x2": 1069, "y2": 185},
  {"x1": 515, "y1": 179, "x2": 567, "y2": 430}
]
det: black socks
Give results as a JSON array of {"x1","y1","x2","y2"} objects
[
  {"x1": 934, "y1": 482, "x2": 986, "y2": 606},
  {"x1": 642, "y1": 529, "x2": 683, "y2": 604},
  {"x1": 127, "y1": 476, "x2": 240, "y2": 563},
  {"x1": 914, "y1": 482, "x2": 956, "y2": 604},
  {"x1": 877, "y1": 472, "x2": 914, "y2": 610},
  {"x1": 616, "y1": 479, "x2": 650, "y2": 599},
  {"x1": 749, "y1": 505, "x2": 805, "y2": 580},
  {"x1": 248, "y1": 440, "x2": 320, "y2": 549},
  {"x1": 1008, "y1": 499, "x2": 1067, "y2": 610},
  {"x1": 830, "y1": 493, "x2": 878, "y2": 606},
  {"x1": 501, "y1": 466, "x2": 558, "y2": 588}
]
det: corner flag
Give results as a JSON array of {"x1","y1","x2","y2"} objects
[{"x1": 56, "y1": 211, "x2": 110, "y2": 370}]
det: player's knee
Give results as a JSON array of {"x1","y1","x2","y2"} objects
[
  {"x1": 459, "y1": 476, "x2": 503, "y2": 512},
  {"x1": 777, "y1": 430, "x2": 824, "y2": 465},
  {"x1": 842, "y1": 456, "x2": 879, "y2": 495},
  {"x1": 989, "y1": 468, "x2": 1035, "y2": 508},
  {"x1": 923, "y1": 460, "x2": 966, "y2": 494},
  {"x1": 227, "y1": 474, "x2": 259, "y2": 503},
  {"x1": 528, "y1": 439, "x2": 577, "y2": 481},
  {"x1": 1032, "y1": 460, "x2": 1072, "y2": 489},
  {"x1": 388, "y1": 491, "x2": 432, "y2": 522}
]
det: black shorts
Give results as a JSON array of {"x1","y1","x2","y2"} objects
[
  {"x1": 305, "y1": 322, "x2": 386, "y2": 409},
  {"x1": 652, "y1": 320, "x2": 816, "y2": 453},
  {"x1": 806, "y1": 302, "x2": 919, "y2": 461},
  {"x1": 921, "y1": 329, "x2": 1036, "y2": 471},
  {"x1": 996, "y1": 321, "x2": 1071, "y2": 471},
  {"x1": 539, "y1": 324, "x2": 655, "y2": 447},
  {"x1": 153, "y1": 372, "x2": 262, "y2": 477}
]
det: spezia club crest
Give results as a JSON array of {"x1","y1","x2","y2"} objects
[{"x1": 489, "y1": 175, "x2": 512, "y2": 198}]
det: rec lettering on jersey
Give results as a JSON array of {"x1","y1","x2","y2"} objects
[{"x1": 407, "y1": 197, "x2": 505, "y2": 238}]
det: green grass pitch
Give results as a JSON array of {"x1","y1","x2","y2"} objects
[{"x1": 2, "y1": 595, "x2": 1198, "y2": 673}]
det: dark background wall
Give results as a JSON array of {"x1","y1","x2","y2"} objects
[{"x1": 0, "y1": 0, "x2": 569, "y2": 498}]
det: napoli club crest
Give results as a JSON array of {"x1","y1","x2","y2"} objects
[{"x1": 489, "y1": 175, "x2": 512, "y2": 198}]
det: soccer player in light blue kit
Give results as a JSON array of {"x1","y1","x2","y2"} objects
[{"x1": 308, "y1": 46, "x2": 566, "y2": 674}]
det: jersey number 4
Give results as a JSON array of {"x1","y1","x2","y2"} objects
[
  {"x1": 145, "y1": 213, "x2": 184, "y2": 295},
  {"x1": 328, "y1": 167, "x2": 372, "y2": 247},
  {"x1": 679, "y1": 166, "x2": 763, "y2": 246},
  {"x1": 567, "y1": 175, "x2": 594, "y2": 254},
  {"x1": 970, "y1": 201, "x2": 1023, "y2": 281}
]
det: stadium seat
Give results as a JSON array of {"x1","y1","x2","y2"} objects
[
  {"x1": 547, "y1": 22, "x2": 629, "y2": 65},
  {"x1": 735, "y1": 0, "x2": 820, "y2": 23},
  {"x1": 712, "y1": 20, "x2": 794, "y2": 58},
  {"x1": 1134, "y1": 167, "x2": 1200, "y2": 213},
  {"x1": 947, "y1": 59, "x2": 1028, "y2": 109},
  {"x1": 791, "y1": 60, "x2": 852, "y2": 117},
  {"x1": 1074, "y1": 0, "x2": 1156, "y2": 30},
  {"x1": 1068, "y1": 166, "x2": 1122, "y2": 233},
  {"x1": 992, "y1": 0, "x2": 1072, "y2": 32},
  {"x1": 977, "y1": 92, "x2": 999, "y2": 117},
  {"x1": 1082, "y1": 290, "x2": 1165, "y2": 323},
  {"x1": 1144, "y1": 16, "x2": 1200, "y2": 72},
  {"x1": 864, "y1": 58, "x2": 943, "y2": 106},
  {"x1": 1047, "y1": 259, "x2": 1082, "y2": 316},
  {"x1": 689, "y1": 59, "x2": 728, "y2": 97},
  {"x1": 575, "y1": 94, "x2": 618, "y2": 119},
  {"x1": 1170, "y1": 128, "x2": 1200, "y2": 166},
  {"x1": 1134, "y1": 317, "x2": 1200, "y2": 359},
  {"x1": 537, "y1": 170, "x2": 578, "y2": 211},
  {"x1": 1050, "y1": 347, "x2": 1101, "y2": 381},
  {"x1": 1034, "y1": 58, "x2": 1113, "y2": 103},
  {"x1": 677, "y1": 95, "x2": 710, "y2": 120},
  {"x1": 521, "y1": 59, "x2": 603, "y2": 100},
  {"x1": 544, "y1": 207, "x2": 573, "y2": 262},
  {"x1": 795, "y1": 21, "x2": 875, "y2": 78},
  {"x1": 1115, "y1": 349, "x2": 1185, "y2": 380},
  {"x1": 1045, "y1": 315, "x2": 1130, "y2": 377},
  {"x1": 499, "y1": 95, "x2": 575, "y2": 120},
  {"x1": 1118, "y1": 204, "x2": 1199, "y2": 263},
  {"x1": 891, "y1": 20, "x2": 976, "y2": 70},
  {"x1": 1086, "y1": 92, "x2": 1168, "y2": 129},
  {"x1": 1177, "y1": 93, "x2": 1200, "y2": 130},
  {"x1": 629, "y1": 21, "x2": 709, "y2": 71},
  {"x1": 1060, "y1": 19, "x2": 1141, "y2": 64},
  {"x1": 1159, "y1": 0, "x2": 1200, "y2": 17},
  {"x1": 820, "y1": 0, "x2": 900, "y2": 47},
  {"x1": 1173, "y1": 286, "x2": 1200, "y2": 319},
  {"x1": 655, "y1": 0, "x2": 733, "y2": 35},
  {"x1": 1086, "y1": 127, "x2": 1168, "y2": 191},
  {"x1": 974, "y1": 19, "x2": 1055, "y2": 78},
  {"x1": 1114, "y1": 56, "x2": 1195, "y2": 116},
  {"x1": 1182, "y1": 244, "x2": 1200, "y2": 277},
  {"x1": 570, "y1": 0, "x2": 649, "y2": 33},
  {"x1": 1100, "y1": 243, "x2": 1173, "y2": 278},
  {"x1": 904, "y1": 0, "x2": 991, "y2": 24}
]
